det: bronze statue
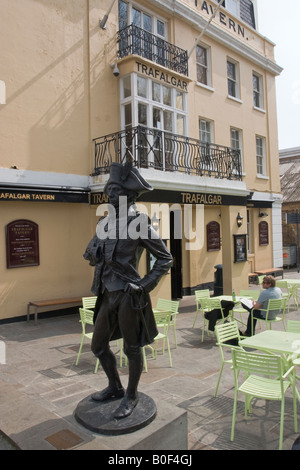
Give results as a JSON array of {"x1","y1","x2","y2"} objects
[{"x1": 83, "y1": 163, "x2": 172, "y2": 419}]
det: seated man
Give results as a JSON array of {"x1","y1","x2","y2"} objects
[{"x1": 242, "y1": 275, "x2": 282, "y2": 336}]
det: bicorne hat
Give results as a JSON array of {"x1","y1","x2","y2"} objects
[{"x1": 104, "y1": 162, "x2": 153, "y2": 197}]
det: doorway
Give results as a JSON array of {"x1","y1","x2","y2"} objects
[{"x1": 170, "y1": 211, "x2": 182, "y2": 299}]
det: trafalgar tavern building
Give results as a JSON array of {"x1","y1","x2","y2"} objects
[{"x1": 0, "y1": 0, "x2": 283, "y2": 320}]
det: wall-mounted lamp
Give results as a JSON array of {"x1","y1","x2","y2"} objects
[
  {"x1": 259, "y1": 212, "x2": 268, "y2": 218},
  {"x1": 236, "y1": 212, "x2": 243, "y2": 228},
  {"x1": 152, "y1": 212, "x2": 160, "y2": 231},
  {"x1": 110, "y1": 62, "x2": 120, "y2": 77}
]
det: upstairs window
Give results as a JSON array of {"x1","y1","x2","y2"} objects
[
  {"x1": 196, "y1": 44, "x2": 211, "y2": 87},
  {"x1": 253, "y1": 72, "x2": 264, "y2": 109},
  {"x1": 256, "y1": 135, "x2": 266, "y2": 176},
  {"x1": 227, "y1": 59, "x2": 240, "y2": 99},
  {"x1": 199, "y1": 119, "x2": 214, "y2": 144}
]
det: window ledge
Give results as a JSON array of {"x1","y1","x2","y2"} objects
[
  {"x1": 256, "y1": 174, "x2": 269, "y2": 180},
  {"x1": 227, "y1": 95, "x2": 243, "y2": 104},
  {"x1": 253, "y1": 106, "x2": 266, "y2": 114},
  {"x1": 196, "y1": 82, "x2": 214, "y2": 93}
]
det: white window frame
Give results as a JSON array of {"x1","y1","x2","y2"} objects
[
  {"x1": 256, "y1": 135, "x2": 266, "y2": 176},
  {"x1": 224, "y1": 0, "x2": 240, "y2": 17},
  {"x1": 253, "y1": 72, "x2": 264, "y2": 110},
  {"x1": 119, "y1": 0, "x2": 168, "y2": 40},
  {"x1": 230, "y1": 127, "x2": 243, "y2": 171},
  {"x1": 227, "y1": 58, "x2": 240, "y2": 99},
  {"x1": 199, "y1": 118, "x2": 214, "y2": 144},
  {"x1": 196, "y1": 43, "x2": 212, "y2": 88},
  {"x1": 120, "y1": 73, "x2": 188, "y2": 132}
]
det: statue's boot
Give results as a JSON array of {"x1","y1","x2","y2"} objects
[
  {"x1": 114, "y1": 347, "x2": 143, "y2": 419},
  {"x1": 91, "y1": 348, "x2": 124, "y2": 402}
]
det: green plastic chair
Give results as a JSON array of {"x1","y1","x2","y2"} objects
[
  {"x1": 200, "y1": 297, "x2": 231, "y2": 342},
  {"x1": 287, "y1": 320, "x2": 300, "y2": 334},
  {"x1": 192, "y1": 289, "x2": 211, "y2": 328},
  {"x1": 250, "y1": 297, "x2": 287, "y2": 335},
  {"x1": 214, "y1": 321, "x2": 245, "y2": 397},
  {"x1": 75, "y1": 307, "x2": 100, "y2": 373},
  {"x1": 231, "y1": 349, "x2": 298, "y2": 450},
  {"x1": 152, "y1": 310, "x2": 173, "y2": 368},
  {"x1": 257, "y1": 275, "x2": 265, "y2": 291},
  {"x1": 233, "y1": 290, "x2": 259, "y2": 326},
  {"x1": 155, "y1": 298, "x2": 180, "y2": 348},
  {"x1": 76, "y1": 297, "x2": 125, "y2": 370},
  {"x1": 276, "y1": 280, "x2": 293, "y2": 312}
]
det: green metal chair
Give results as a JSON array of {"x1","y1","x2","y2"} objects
[
  {"x1": 192, "y1": 289, "x2": 211, "y2": 328},
  {"x1": 76, "y1": 296, "x2": 125, "y2": 371},
  {"x1": 287, "y1": 320, "x2": 300, "y2": 334},
  {"x1": 153, "y1": 310, "x2": 173, "y2": 368},
  {"x1": 250, "y1": 298, "x2": 287, "y2": 335},
  {"x1": 75, "y1": 306, "x2": 100, "y2": 373},
  {"x1": 155, "y1": 298, "x2": 180, "y2": 348},
  {"x1": 231, "y1": 349, "x2": 298, "y2": 450},
  {"x1": 276, "y1": 280, "x2": 293, "y2": 312},
  {"x1": 258, "y1": 275, "x2": 264, "y2": 290},
  {"x1": 200, "y1": 297, "x2": 231, "y2": 342},
  {"x1": 214, "y1": 321, "x2": 245, "y2": 397},
  {"x1": 233, "y1": 290, "x2": 259, "y2": 326}
]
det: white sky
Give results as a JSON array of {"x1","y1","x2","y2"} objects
[{"x1": 257, "y1": 0, "x2": 300, "y2": 150}]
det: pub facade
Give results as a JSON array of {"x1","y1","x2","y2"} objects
[{"x1": 0, "y1": 0, "x2": 283, "y2": 319}]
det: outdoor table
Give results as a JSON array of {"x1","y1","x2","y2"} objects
[
  {"x1": 240, "y1": 329, "x2": 300, "y2": 402},
  {"x1": 214, "y1": 295, "x2": 254, "y2": 326}
]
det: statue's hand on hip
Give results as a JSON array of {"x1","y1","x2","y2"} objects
[{"x1": 124, "y1": 282, "x2": 144, "y2": 295}]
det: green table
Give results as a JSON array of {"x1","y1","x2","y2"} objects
[{"x1": 240, "y1": 330, "x2": 300, "y2": 356}]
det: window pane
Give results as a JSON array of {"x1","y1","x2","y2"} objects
[
  {"x1": 157, "y1": 20, "x2": 165, "y2": 37},
  {"x1": 132, "y1": 7, "x2": 141, "y2": 26},
  {"x1": 124, "y1": 103, "x2": 132, "y2": 127},
  {"x1": 138, "y1": 103, "x2": 147, "y2": 126},
  {"x1": 153, "y1": 108, "x2": 161, "y2": 128},
  {"x1": 227, "y1": 61, "x2": 236, "y2": 80},
  {"x1": 162, "y1": 85, "x2": 171, "y2": 106},
  {"x1": 177, "y1": 115, "x2": 184, "y2": 135},
  {"x1": 152, "y1": 82, "x2": 161, "y2": 102},
  {"x1": 228, "y1": 79, "x2": 236, "y2": 96},
  {"x1": 143, "y1": 13, "x2": 152, "y2": 32},
  {"x1": 197, "y1": 65, "x2": 207, "y2": 85},
  {"x1": 118, "y1": 0, "x2": 127, "y2": 30},
  {"x1": 137, "y1": 76, "x2": 147, "y2": 98},
  {"x1": 163, "y1": 110, "x2": 172, "y2": 132},
  {"x1": 176, "y1": 91, "x2": 183, "y2": 110},
  {"x1": 123, "y1": 76, "x2": 131, "y2": 98}
]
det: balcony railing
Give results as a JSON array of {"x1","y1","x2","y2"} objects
[
  {"x1": 93, "y1": 126, "x2": 242, "y2": 181},
  {"x1": 118, "y1": 24, "x2": 189, "y2": 77}
]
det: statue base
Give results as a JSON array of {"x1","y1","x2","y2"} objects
[{"x1": 74, "y1": 392, "x2": 156, "y2": 436}]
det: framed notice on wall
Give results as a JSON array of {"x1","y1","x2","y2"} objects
[
  {"x1": 233, "y1": 234, "x2": 247, "y2": 263},
  {"x1": 5, "y1": 219, "x2": 40, "y2": 268}
]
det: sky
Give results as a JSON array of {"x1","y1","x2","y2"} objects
[{"x1": 257, "y1": 0, "x2": 300, "y2": 150}]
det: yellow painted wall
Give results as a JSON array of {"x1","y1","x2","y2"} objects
[{"x1": 0, "y1": 202, "x2": 95, "y2": 320}]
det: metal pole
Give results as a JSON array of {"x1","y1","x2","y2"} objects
[
  {"x1": 100, "y1": 0, "x2": 117, "y2": 29},
  {"x1": 188, "y1": 1, "x2": 223, "y2": 58}
]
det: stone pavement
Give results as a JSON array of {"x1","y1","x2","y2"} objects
[{"x1": 1, "y1": 273, "x2": 300, "y2": 451}]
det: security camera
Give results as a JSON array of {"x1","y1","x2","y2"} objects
[{"x1": 110, "y1": 63, "x2": 120, "y2": 77}]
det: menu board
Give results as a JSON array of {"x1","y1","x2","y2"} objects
[{"x1": 6, "y1": 220, "x2": 39, "y2": 268}]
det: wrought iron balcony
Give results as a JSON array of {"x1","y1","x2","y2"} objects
[
  {"x1": 93, "y1": 126, "x2": 242, "y2": 181},
  {"x1": 118, "y1": 24, "x2": 188, "y2": 77}
]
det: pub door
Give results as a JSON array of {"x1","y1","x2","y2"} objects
[{"x1": 170, "y1": 211, "x2": 182, "y2": 299}]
